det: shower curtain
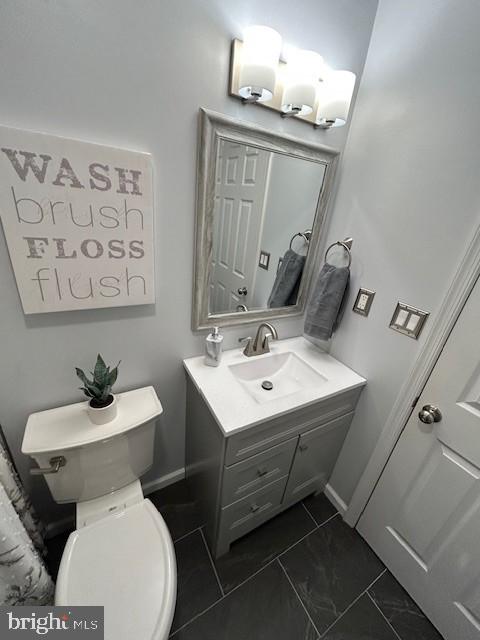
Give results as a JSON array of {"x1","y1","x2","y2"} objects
[{"x1": 0, "y1": 426, "x2": 53, "y2": 605}]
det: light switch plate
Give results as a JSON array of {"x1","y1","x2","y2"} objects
[
  {"x1": 258, "y1": 250, "x2": 270, "y2": 270},
  {"x1": 353, "y1": 288, "x2": 375, "y2": 316},
  {"x1": 389, "y1": 302, "x2": 429, "y2": 339}
]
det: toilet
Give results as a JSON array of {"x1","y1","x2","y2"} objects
[{"x1": 22, "y1": 386, "x2": 177, "y2": 640}]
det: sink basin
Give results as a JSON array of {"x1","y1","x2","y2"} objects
[
  {"x1": 229, "y1": 351, "x2": 328, "y2": 404},
  {"x1": 183, "y1": 336, "x2": 366, "y2": 435}
]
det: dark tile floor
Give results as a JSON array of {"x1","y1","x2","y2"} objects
[
  {"x1": 45, "y1": 480, "x2": 444, "y2": 639},
  {"x1": 45, "y1": 530, "x2": 70, "y2": 579}
]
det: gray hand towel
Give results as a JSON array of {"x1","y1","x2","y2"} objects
[
  {"x1": 268, "y1": 249, "x2": 306, "y2": 308},
  {"x1": 304, "y1": 264, "x2": 350, "y2": 340}
]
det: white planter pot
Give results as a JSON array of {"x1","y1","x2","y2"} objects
[{"x1": 87, "y1": 395, "x2": 117, "y2": 425}]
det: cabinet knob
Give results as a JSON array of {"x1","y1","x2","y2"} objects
[
  {"x1": 299, "y1": 444, "x2": 308, "y2": 452},
  {"x1": 257, "y1": 467, "x2": 268, "y2": 477},
  {"x1": 250, "y1": 503, "x2": 260, "y2": 513}
]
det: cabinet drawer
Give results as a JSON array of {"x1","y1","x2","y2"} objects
[
  {"x1": 225, "y1": 388, "x2": 361, "y2": 465},
  {"x1": 217, "y1": 477, "x2": 286, "y2": 547},
  {"x1": 222, "y1": 437, "x2": 297, "y2": 506},
  {"x1": 283, "y1": 411, "x2": 353, "y2": 508}
]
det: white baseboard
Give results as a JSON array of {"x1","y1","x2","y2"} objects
[
  {"x1": 45, "y1": 467, "x2": 185, "y2": 539},
  {"x1": 142, "y1": 467, "x2": 186, "y2": 496},
  {"x1": 324, "y1": 483, "x2": 348, "y2": 516}
]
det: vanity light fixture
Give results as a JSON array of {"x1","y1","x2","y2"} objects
[
  {"x1": 229, "y1": 26, "x2": 356, "y2": 129},
  {"x1": 315, "y1": 69, "x2": 356, "y2": 128},
  {"x1": 281, "y1": 49, "x2": 324, "y2": 117},
  {"x1": 238, "y1": 25, "x2": 282, "y2": 103}
]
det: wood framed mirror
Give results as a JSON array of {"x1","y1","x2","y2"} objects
[{"x1": 192, "y1": 108, "x2": 340, "y2": 330}]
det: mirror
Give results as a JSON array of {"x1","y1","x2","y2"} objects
[
  {"x1": 192, "y1": 109, "x2": 339, "y2": 330},
  {"x1": 211, "y1": 141, "x2": 326, "y2": 314}
]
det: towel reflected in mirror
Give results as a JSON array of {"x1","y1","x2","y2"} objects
[{"x1": 268, "y1": 249, "x2": 306, "y2": 308}]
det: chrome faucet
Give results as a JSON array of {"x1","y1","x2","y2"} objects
[{"x1": 239, "y1": 322, "x2": 279, "y2": 357}]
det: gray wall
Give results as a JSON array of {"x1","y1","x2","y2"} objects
[
  {"x1": 251, "y1": 154, "x2": 325, "y2": 308},
  {"x1": 326, "y1": 0, "x2": 480, "y2": 506},
  {"x1": 0, "y1": 0, "x2": 378, "y2": 524}
]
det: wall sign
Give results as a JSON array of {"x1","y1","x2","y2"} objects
[{"x1": 0, "y1": 125, "x2": 155, "y2": 314}]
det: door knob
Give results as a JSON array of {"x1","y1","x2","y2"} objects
[
  {"x1": 237, "y1": 287, "x2": 248, "y2": 296},
  {"x1": 418, "y1": 404, "x2": 442, "y2": 424}
]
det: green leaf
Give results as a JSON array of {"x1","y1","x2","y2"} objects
[
  {"x1": 94, "y1": 354, "x2": 107, "y2": 384},
  {"x1": 75, "y1": 368, "x2": 90, "y2": 385},
  {"x1": 101, "y1": 384, "x2": 112, "y2": 402},
  {"x1": 85, "y1": 381, "x2": 102, "y2": 399},
  {"x1": 79, "y1": 386, "x2": 94, "y2": 399},
  {"x1": 108, "y1": 363, "x2": 120, "y2": 386}
]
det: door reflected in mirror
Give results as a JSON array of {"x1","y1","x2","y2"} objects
[{"x1": 210, "y1": 140, "x2": 326, "y2": 315}]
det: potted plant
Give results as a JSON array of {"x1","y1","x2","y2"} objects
[{"x1": 76, "y1": 354, "x2": 120, "y2": 425}]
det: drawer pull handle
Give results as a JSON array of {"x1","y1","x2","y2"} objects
[
  {"x1": 257, "y1": 468, "x2": 268, "y2": 477},
  {"x1": 299, "y1": 444, "x2": 309, "y2": 452},
  {"x1": 250, "y1": 503, "x2": 260, "y2": 513}
]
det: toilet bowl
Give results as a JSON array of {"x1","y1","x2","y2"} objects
[{"x1": 22, "y1": 386, "x2": 177, "y2": 640}]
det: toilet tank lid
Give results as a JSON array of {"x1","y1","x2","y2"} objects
[{"x1": 22, "y1": 386, "x2": 162, "y2": 455}]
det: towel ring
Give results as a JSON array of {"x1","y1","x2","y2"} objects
[
  {"x1": 325, "y1": 241, "x2": 352, "y2": 268},
  {"x1": 289, "y1": 230, "x2": 311, "y2": 250}
]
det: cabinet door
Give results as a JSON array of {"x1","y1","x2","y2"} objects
[{"x1": 282, "y1": 412, "x2": 354, "y2": 508}]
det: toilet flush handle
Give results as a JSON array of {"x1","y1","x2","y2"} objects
[{"x1": 30, "y1": 456, "x2": 66, "y2": 475}]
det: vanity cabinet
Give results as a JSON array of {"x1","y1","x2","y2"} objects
[{"x1": 185, "y1": 376, "x2": 362, "y2": 558}]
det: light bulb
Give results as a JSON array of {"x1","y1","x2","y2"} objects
[
  {"x1": 238, "y1": 26, "x2": 282, "y2": 102},
  {"x1": 316, "y1": 69, "x2": 356, "y2": 127},
  {"x1": 281, "y1": 49, "x2": 324, "y2": 116}
]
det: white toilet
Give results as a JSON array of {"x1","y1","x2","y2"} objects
[{"x1": 22, "y1": 386, "x2": 177, "y2": 640}]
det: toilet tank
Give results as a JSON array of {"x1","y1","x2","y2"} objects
[{"x1": 22, "y1": 387, "x2": 162, "y2": 504}]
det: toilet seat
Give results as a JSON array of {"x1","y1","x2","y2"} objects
[{"x1": 55, "y1": 499, "x2": 176, "y2": 640}]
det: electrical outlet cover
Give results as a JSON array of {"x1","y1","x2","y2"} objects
[
  {"x1": 353, "y1": 288, "x2": 375, "y2": 316},
  {"x1": 389, "y1": 302, "x2": 429, "y2": 339}
]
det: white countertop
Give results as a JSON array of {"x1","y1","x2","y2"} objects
[{"x1": 183, "y1": 336, "x2": 366, "y2": 436}]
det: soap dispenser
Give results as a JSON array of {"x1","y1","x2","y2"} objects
[{"x1": 205, "y1": 326, "x2": 223, "y2": 367}]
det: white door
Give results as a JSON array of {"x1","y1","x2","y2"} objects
[
  {"x1": 210, "y1": 140, "x2": 270, "y2": 313},
  {"x1": 358, "y1": 274, "x2": 480, "y2": 639}
]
